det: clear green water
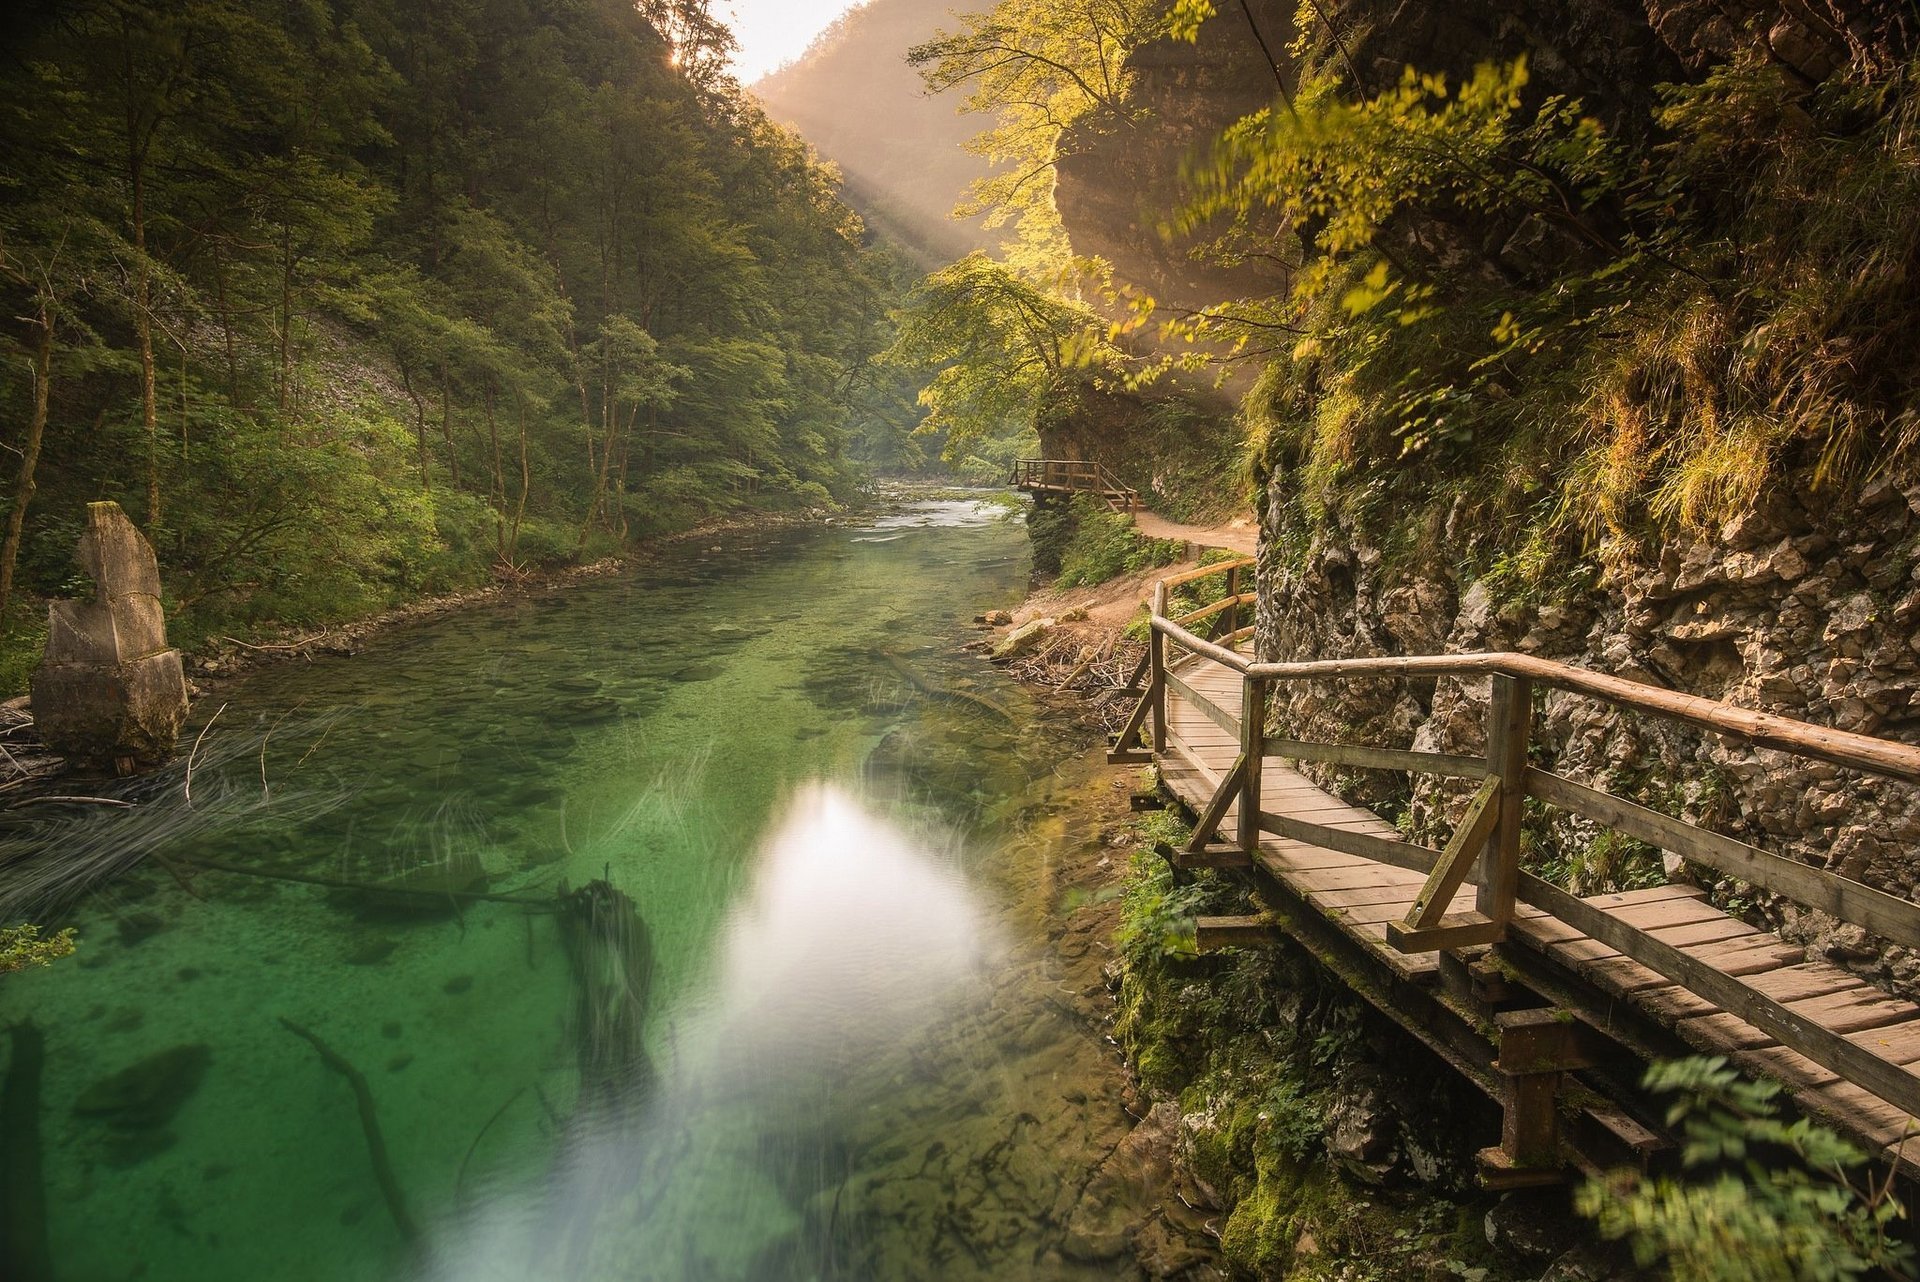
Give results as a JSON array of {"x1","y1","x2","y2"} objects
[{"x1": 1, "y1": 500, "x2": 1148, "y2": 1281}]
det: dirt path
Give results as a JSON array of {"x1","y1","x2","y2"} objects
[{"x1": 1131, "y1": 509, "x2": 1258, "y2": 556}]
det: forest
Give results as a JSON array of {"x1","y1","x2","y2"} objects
[{"x1": 0, "y1": 0, "x2": 930, "y2": 688}]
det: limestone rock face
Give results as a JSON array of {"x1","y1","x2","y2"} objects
[
  {"x1": 30, "y1": 502, "x2": 189, "y2": 771},
  {"x1": 1252, "y1": 460, "x2": 1920, "y2": 996}
]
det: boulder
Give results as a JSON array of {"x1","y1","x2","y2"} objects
[
  {"x1": 30, "y1": 502, "x2": 189, "y2": 771},
  {"x1": 73, "y1": 1043, "x2": 212, "y2": 1131},
  {"x1": 992, "y1": 618, "x2": 1055, "y2": 661}
]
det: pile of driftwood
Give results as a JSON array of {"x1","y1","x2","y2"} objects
[{"x1": 974, "y1": 628, "x2": 1146, "y2": 734}]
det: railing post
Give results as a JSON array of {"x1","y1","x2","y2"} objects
[
  {"x1": 1238, "y1": 673, "x2": 1265, "y2": 853},
  {"x1": 1149, "y1": 583, "x2": 1168, "y2": 755},
  {"x1": 1224, "y1": 563, "x2": 1241, "y2": 639},
  {"x1": 1477, "y1": 674, "x2": 1532, "y2": 927}
]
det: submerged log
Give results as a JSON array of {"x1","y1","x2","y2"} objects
[
  {"x1": 1, "y1": 1021, "x2": 52, "y2": 1282},
  {"x1": 874, "y1": 649, "x2": 1014, "y2": 724},
  {"x1": 556, "y1": 878, "x2": 657, "y2": 1123},
  {"x1": 278, "y1": 1018, "x2": 419, "y2": 1246}
]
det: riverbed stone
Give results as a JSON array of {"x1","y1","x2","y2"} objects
[
  {"x1": 30, "y1": 501, "x2": 189, "y2": 771},
  {"x1": 74, "y1": 1043, "x2": 212, "y2": 1131},
  {"x1": 1060, "y1": 1101, "x2": 1180, "y2": 1260},
  {"x1": 992, "y1": 618, "x2": 1055, "y2": 661}
]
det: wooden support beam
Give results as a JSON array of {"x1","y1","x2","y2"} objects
[
  {"x1": 1407, "y1": 777, "x2": 1502, "y2": 929},
  {"x1": 1495, "y1": 1008, "x2": 1601, "y2": 1074},
  {"x1": 1477, "y1": 674, "x2": 1531, "y2": 929},
  {"x1": 1165, "y1": 671, "x2": 1240, "y2": 736},
  {"x1": 1526, "y1": 767, "x2": 1920, "y2": 951},
  {"x1": 1149, "y1": 585, "x2": 1168, "y2": 755},
  {"x1": 1238, "y1": 675, "x2": 1266, "y2": 854},
  {"x1": 1187, "y1": 753, "x2": 1247, "y2": 852},
  {"x1": 1109, "y1": 679, "x2": 1155, "y2": 763},
  {"x1": 1518, "y1": 871, "x2": 1920, "y2": 1122},
  {"x1": 1195, "y1": 915, "x2": 1285, "y2": 951},
  {"x1": 1258, "y1": 809, "x2": 1443, "y2": 876},
  {"x1": 1388, "y1": 911, "x2": 1507, "y2": 954},
  {"x1": 1262, "y1": 737, "x2": 1491, "y2": 780},
  {"x1": 1175, "y1": 843, "x2": 1255, "y2": 871}
]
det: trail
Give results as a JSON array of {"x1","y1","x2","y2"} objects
[{"x1": 1130, "y1": 509, "x2": 1257, "y2": 557}]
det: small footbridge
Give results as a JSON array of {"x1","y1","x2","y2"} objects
[
  {"x1": 1009, "y1": 459, "x2": 1140, "y2": 513},
  {"x1": 1112, "y1": 557, "x2": 1920, "y2": 1185}
]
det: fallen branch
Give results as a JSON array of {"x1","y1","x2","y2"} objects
[
  {"x1": 183, "y1": 703, "x2": 226, "y2": 808},
  {"x1": 278, "y1": 1017, "x2": 418, "y2": 1245},
  {"x1": 11, "y1": 795, "x2": 134, "y2": 808},
  {"x1": 217, "y1": 632, "x2": 332, "y2": 653}
]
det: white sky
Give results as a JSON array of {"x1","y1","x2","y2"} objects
[{"x1": 725, "y1": 0, "x2": 868, "y2": 83}]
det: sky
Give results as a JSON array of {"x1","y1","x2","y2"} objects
[{"x1": 723, "y1": 0, "x2": 867, "y2": 83}]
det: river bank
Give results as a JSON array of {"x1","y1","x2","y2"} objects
[{"x1": 0, "y1": 491, "x2": 934, "y2": 791}]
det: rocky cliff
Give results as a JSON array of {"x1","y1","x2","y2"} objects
[{"x1": 1226, "y1": 0, "x2": 1920, "y2": 990}]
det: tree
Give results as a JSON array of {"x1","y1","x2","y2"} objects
[
  {"x1": 885, "y1": 252, "x2": 1129, "y2": 457},
  {"x1": 911, "y1": 0, "x2": 1168, "y2": 267}
]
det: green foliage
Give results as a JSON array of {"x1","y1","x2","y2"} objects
[
  {"x1": 1166, "y1": 9, "x2": 1920, "y2": 578},
  {"x1": 1055, "y1": 495, "x2": 1180, "y2": 588},
  {"x1": 911, "y1": 0, "x2": 1170, "y2": 268},
  {"x1": 0, "y1": 922, "x2": 75, "y2": 975},
  {"x1": 1578, "y1": 1057, "x2": 1913, "y2": 1282},
  {"x1": 884, "y1": 253, "x2": 1131, "y2": 460},
  {"x1": 0, "y1": 0, "x2": 924, "y2": 675}
]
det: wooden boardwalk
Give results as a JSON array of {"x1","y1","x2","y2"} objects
[{"x1": 1117, "y1": 557, "x2": 1920, "y2": 1179}]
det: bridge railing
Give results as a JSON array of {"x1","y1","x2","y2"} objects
[
  {"x1": 1008, "y1": 459, "x2": 1140, "y2": 513},
  {"x1": 1112, "y1": 559, "x2": 1920, "y2": 1121}
]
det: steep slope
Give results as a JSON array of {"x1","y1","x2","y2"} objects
[{"x1": 753, "y1": 0, "x2": 999, "y2": 264}]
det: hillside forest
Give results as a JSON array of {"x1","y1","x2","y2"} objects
[{"x1": 0, "y1": 0, "x2": 938, "y2": 687}]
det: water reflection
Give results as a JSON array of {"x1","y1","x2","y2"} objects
[
  {"x1": 428, "y1": 782, "x2": 995, "y2": 1280},
  {"x1": 703, "y1": 783, "x2": 993, "y2": 1084}
]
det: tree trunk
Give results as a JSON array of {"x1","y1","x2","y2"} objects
[
  {"x1": 0, "y1": 306, "x2": 53, "y2": 622},
  {"x1": 438, "y1": 366, "x2": 460, "y2": 489},
  {"x1": 398, "y1": 358, "x2": 431, "y2": 492},
  {"x1": 132, "y1": 161, "x2": 160, "y2": 526}
]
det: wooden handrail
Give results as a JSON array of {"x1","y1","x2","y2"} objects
[
  {"x1": 1150, "y1": 614, "x2": 1920, "y2": 785},
  {"x1": 1121, "y1": 558, "x2": 1920, "y2": 1135}
]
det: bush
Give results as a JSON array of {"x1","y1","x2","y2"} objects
[
  {"x1": 1577, "y1": 1057, "x2": 1914, "y2": 1282},
  {"x1": 1055, "y1": 494, "x2": 1180, "y2": 587}
]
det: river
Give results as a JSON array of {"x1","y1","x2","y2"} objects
[{"x1": 0, "y1": 498, "x2": 1193, "y2": 1281}]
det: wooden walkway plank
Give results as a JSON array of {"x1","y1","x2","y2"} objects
[{"x1": 1150, "y1": 636, "x2": 1920, "y2": 1166}]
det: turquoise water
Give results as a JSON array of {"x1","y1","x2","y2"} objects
[{"x1": 0, "y1": 500, "x2": 1152, "y2": 1281}]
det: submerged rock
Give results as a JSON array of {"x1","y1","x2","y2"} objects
[
  {"x1": 74, "y1": 1043, "x2": 212, "y2": 1131},
  {"x1": 1060, "y1": 1101, "x2": 1180, "y2": 1261}
]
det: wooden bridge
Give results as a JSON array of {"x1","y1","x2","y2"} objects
[
  {"x1": 1112, "y1": 557, "x2": 1920, "y2": 1184},
  {"x1": 1009, "y1": 459, "x2": 1141, "y2": 513}
]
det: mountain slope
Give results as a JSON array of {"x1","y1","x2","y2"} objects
[{"x1": 753, "y1": 0, "x2": 998, "y2": 264}]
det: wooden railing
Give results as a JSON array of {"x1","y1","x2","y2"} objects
[
  {"x1": 1009, "y1": 458, "x2": 1141, "y2": 513},
  {"x1": 1112, "y1": 559, "x2": 1920, "y2": 1123}
]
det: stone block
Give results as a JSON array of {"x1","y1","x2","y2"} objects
[
  {"x1": 32, "y1": 652, "x2": 188, "y2": 769},
  {"x1": 28, "y1": 502, "x2": 189, "y2": 771}
]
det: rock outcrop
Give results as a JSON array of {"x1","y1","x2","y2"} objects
[
  {"x1": 1252, "y1": 468, "x2": 1920, "y2": 996},
  {"x1": 29, "y1": 501, "x2": 190, "y2": 772}
]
